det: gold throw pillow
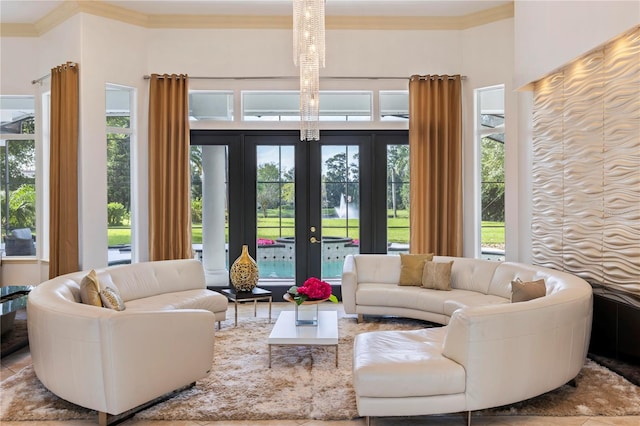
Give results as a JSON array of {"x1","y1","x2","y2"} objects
[
  {"x1": 398, "y1": 253, "x2": 434, "y2": 286},
  {"x1": 100, "y1": 286, "x2": 126, "y2": 311},
  {"x1": 422, "y1": 261, "x2": 454, "y2": 291},
  {"x1": 80, "y1": 270, "x2": 102, "y2": 307},
  {"x1": 511, "y1": 278, "x2": 546, "y2": 303}
]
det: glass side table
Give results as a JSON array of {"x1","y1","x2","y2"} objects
[{"x1": 221, "y1": 287, "x2": 272, "y2": 327}]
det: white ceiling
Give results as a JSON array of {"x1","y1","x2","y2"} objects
[{"x1": 0, "y1": 0, "x2": 512, "y2": 24}]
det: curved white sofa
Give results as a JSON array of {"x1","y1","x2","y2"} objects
[
  {"x1": 343, "y1": 255, "x2": 593, "y2": 423},
  {"x1": 27, "y1": 259, "x2": 228, "y2": 424}
]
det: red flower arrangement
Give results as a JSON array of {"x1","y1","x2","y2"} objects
[{"x1": 287, "y1": 277, "x2": 339, "y2": 305}]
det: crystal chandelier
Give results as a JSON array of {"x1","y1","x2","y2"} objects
[{"x1": 293, "y1": 0, "x2": 325, "y2": 141}]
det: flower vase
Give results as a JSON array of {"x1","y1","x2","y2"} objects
[
  {"x1": 229, "y1": 245, "x2": 259, "y2": 292},
  {"x1": 295, "y1": 302, "x2": 319, "y2": 326},
  {"x1": 284, "y1": 293, "x2": 328, "y2": 326}
]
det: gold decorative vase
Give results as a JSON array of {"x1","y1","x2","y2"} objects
[{"x1": 230, "y1": 245, "x2": 259, "y2": 292}]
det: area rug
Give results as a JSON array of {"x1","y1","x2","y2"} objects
[{"x1": 2, "y1": 316, "x2": 639, "y2": 422}]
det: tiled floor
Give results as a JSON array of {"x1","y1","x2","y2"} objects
[{"x1": 2, "y1": 302, "x2": 639, "y2": 426}]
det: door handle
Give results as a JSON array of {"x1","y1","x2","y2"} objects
[{"x1": 310, "y1": 237, "x2": 321, "y2": 244}]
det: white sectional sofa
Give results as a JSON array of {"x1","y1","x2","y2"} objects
[
  {"x1": 27, "y1": 259, "x2": 228, "y2": 425},
  {"x1": 342, "y1": 254, "x2": 593, "y2": 424}
]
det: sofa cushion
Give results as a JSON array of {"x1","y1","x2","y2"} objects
[
  {"x1": 124, "y1": 289, "x2": 227, "y2": 313},
  {"x1": 511, "y1": 278, "x2": 546, "y2": 302},
  {"x1": 438, "y1": 256, "x2": 501, "y2": 294},
  {"x1": 103, "y1": 259, "x2": 206, "y2": 302},
  {"x1": 357, "y1": 283, "x2": 482, "y2": 315},
  {"x1": 488, "y1": 262, "x2": 542, "y2": 298},
  {"x1": 353, "y1": 327, "x2": 465, "y2": 397},
  {"x1": 443, "y1": 293, "x2": 509, "y2": 317},
  {"x1": 80, "y1": 270, "x2": 103, "y2": 307},
  {"x1": 354, "y1": 255, "x2": 401, "y2": 284},
  {"x1": 100, "y1": 286, "x2": 126, "y2": 311},
  {"x1": 399, "y1": 253, "x2": 434, "y2": 286},
  {"x1": 422, "y1": 260, "x2": 453, "y2": 290}
]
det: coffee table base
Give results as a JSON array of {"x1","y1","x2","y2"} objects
[
  {"x1": 268, "y1": 343, "x2": 338, "y2": 368},
  {"x1": 267, "y1": 311, "x2": 339, "y2": 368}
]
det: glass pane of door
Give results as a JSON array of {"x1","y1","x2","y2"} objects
[
  {"x1": 387, "y1": 144, "x2": 409, "y2": 254},
  {"x1": 321, "y1": 145, "x2": 360, "y2": 280},
  {"x1": 256, "y1": 145, "x2": 296, "y2": 280}
]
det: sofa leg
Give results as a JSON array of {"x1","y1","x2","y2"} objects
[
  {"x1": 96, "y1": 382, "x2": 196, "y2": 426},
  {"x1": 467, "y1": 410, "x2": 472, "y2": 426},
  {"x1": 365, "y1": 415, "x2": 371, "y2": 426},
  {"x1": 98, "y1": 412, "x2": 107, "y2": 426},
  {"x1": 357, "y1": 314, "x2": 364, "y2": 323}
]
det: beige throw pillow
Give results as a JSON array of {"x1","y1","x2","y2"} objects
[
  {"x1": 422, "y1": 261, "x2": 454, "y2": 291},
  {"x1": 100, "y1": 286, "x2": 126, "y2": 311},
  {"x1": 511, "y1": 278, "x2": 546, "y2": 303},
  {"x1": 80, "y1": 270, "x2": 103, "y2": 307},
  {"x1": 398, "y1": 253, "x2": 434, "y2": 286}
]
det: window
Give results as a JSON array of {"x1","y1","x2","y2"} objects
[
  {"x1": 476, "y1": 86, "x2": 505, "y2": 260},
  {"x1": 106, "y1": 85, "x2": 134, "y2": 265},
  {"x1": 189, "y1": 91, "x2": 233, "y2": 121},
  {"x1": 242, "y1": 91, "x2": 372, "y2": 121},
  {"x1": 380, "y1": 91, "x2": 409, "y2": 121},
  {"x1": 0, "y1": 96, "x2": 36, "y2": 257}
]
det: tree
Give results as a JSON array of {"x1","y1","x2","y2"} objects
[
  {"x1": 1, "y1": 138, "x2": 36, "y2": 233},
  {"x1": 106, "y1": 117, "x2": 131, "y2": 211},
  {"x1": 322, "y1": 152, "x2": 359, "y2": 210},
  {"x1": 256, "y1": 162, "x2": 281, "y2": 218},
  {"x1": 106, "y1": 134, "x2": 130, "y2": 210},
  {"x1": 6, "y1": 184, "x2": 35, "y2": 230},
  {"x1": 481, "y1": 137, "x2": 505, "y2": 222},
  {"x1": 190, "y1": 145, "x2": 203, "y2": 200},
  {"x1": 387, "y1": 145, "x2": 409, "y2": 217}
]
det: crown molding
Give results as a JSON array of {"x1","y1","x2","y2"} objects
[
  {"x1": 0, "y1": 23, "x2": 39, "y2": 37},
  {"x1": 458, "y1": 2, "x2": 514, "y2": 29},
  {"x1": 0, "y1": 1, "x2": 514, "y2": 37},
  {"x1": 146, "y1": 14, "x2": 291, "y2": 29}
]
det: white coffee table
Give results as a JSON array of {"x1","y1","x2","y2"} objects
[{"x1": 267, "y1": 310, "x2": 339, "y2": 368}]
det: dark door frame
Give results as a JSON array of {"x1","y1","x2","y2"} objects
[{"x1": 190, "y1": 129, "x2": 408, "y2": 300}]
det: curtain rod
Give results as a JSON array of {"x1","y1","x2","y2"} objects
[
  {"x1": 31, "y1": 62, "x2": 79, "y2": 85},
  {"x1": 143, "y1": 75, "x2": 466, "y2": 81}
]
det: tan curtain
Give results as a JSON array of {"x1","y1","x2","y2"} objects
[
  {"x1": 148, "y1": 73, "x2": 192, "y2": 260},
  {"x1": 409, "y1": 75, "x2": 462, "y2": 256},
  {"x1": 49, "y1": 62, "x2": 79, "y2": 278}
]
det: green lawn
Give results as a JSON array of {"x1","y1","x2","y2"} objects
[{"x1": 108, "y1": 216, "x2": 505, "y2": 247}]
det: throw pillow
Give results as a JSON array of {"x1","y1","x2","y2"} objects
[
  {"x1": 422, "y1": 261, "x2": 454, "y2": 291},
  {"x1": 100, "y1": 286, "x2": 126, "y2": 311},
  {"x1": 511, "y1": 277, "x2": 546, "y2": 303},
  {"x1": 80, "y1": 270, "x2": 103, "y2": 307},
  {"x1": 398, "y1": 253, "x2": 434, "y2": 286}
]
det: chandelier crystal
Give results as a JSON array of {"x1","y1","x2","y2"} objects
[{"x1": 293, "y1": 0, "x2": 325, "y2": 141}]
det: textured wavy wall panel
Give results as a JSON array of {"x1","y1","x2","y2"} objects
[{"x1": 532, "y1": 26, "x2": 640, "y2": 295}]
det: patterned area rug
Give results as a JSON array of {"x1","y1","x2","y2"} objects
[{"x1": 2, "y1": 315, "x2": 639, "y2": 422}]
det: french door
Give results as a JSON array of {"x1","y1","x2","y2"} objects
[{"x1": 190, "y1": 130, "x2": 408, "y2": 295}]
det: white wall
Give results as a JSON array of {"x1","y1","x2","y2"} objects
[
  {"x1": 77, "y1": 14, "x2": 149, "y2": 269},
  {"x1": 0, "y1": 37, "x2": 38, "y2": 94},
  {"x1": 461, "y1": 18, "x2": 516, "y2": 260},
  {"x1": 514, "y1": 0, "x2": 640, "y2": 89}
]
